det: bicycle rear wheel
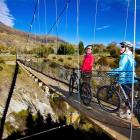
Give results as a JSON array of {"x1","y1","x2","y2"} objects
[
  {"x1": 97, "y1": 85, "x2": 121, "y2": 113},
  {"x1": 80, "y1": 82, "x2": 92, "y2": 105}
]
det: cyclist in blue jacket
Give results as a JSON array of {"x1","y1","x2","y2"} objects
[{"x1": 108, "y1": 41, "x2": 137, "y2": 119}]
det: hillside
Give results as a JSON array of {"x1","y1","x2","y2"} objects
[{"x1": 0, "y1": 22, "x2": 66, "y2": 51}]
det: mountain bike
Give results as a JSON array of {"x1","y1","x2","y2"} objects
[
  {"x1": 96, "y1": 74, "x2": 140, "y2": 115},
  {"x1": 69, "y1": 68, "x2": 92, "y2": 105}
]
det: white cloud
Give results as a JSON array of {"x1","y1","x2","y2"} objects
[
  {"x1": 0, "y1": 0, "x2": 14, "y2": 27},
  {"x1": 96, "y1": 25, "x2": 110, "y2": 31}
]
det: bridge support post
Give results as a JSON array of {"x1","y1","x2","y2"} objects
[
  {"x1": 39, "y1": 82, "x2": 43, "y2": 87},
  {"x1": 35, "y1": 78, "x2": 38, "y2": 83},
  {"x1": 43, "y1": 86, "x2": 50, "y2": 97},
  {"x1": 32, "y1": 75, "x2": 35, "y2": 79},
  {"x1": 45, "y1": 86, "x2": 49, "y2": 92},
  {"x1": 29, "y1": 74, "x2": 32, "y2": 77}
]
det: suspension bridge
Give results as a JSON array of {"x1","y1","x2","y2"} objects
[
  {"x1": 0, "y1": 0, "x2": 139, "y2": 140},
  {"x1": 16, "y1": 59, "x2": 140, "y2": 140}
]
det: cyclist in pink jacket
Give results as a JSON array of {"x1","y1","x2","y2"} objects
[{"x1": 80, "y1": 45, "x2": 94, "y2": 83}]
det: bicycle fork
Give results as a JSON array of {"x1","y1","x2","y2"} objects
[{"x1": 120, "y1": 85, "x2": 132, "y2": 110}]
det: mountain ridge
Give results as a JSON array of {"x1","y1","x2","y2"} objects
[{"x1": 0, "y1": 23, "x2": 66, "y2": 50}]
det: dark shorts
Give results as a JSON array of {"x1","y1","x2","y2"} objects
[{"x1": 81, "y1": 72, "x2": 92, "y2": 84}]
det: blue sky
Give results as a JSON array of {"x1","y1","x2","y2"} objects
[{"x1": 0, "y1": 0, "x2": 140, "y2": 47}]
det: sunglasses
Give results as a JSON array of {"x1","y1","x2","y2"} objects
[{"x1": 121, "y1": 45, "x2": 125, "y2": 48}]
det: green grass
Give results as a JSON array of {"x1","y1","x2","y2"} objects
[
  {"x1": 0, "y1": 63, "x2": 15, "y2": 85},
  {"x1": 0, "y1": 55, "x2": 16, "y2": 61}
]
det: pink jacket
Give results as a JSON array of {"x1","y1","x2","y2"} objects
[{"x1": 80, "y1": 53, "x2": 94, "y2": 73}]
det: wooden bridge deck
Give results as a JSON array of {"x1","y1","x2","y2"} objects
[{"x1": 18, "y1": 61, "x2": 140, "y2": 140}]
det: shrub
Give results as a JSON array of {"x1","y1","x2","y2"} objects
[
  {"x1": 135, "y1": 54, "x2": 140, "y2": 64},
  {"x1": 109, "y1": 61, "x2": 117, "y2": 68},
  {"x1": 0, "y1": 58, "x2": 4, "y2": 63},
  {"x1": 97, "y1": 57, "x2": 108, "y2": 66},
  {"x1": 110, "y1": 48, "x2": 120, "y2": 58},
  {"x1": 67, "y1": 57, "x2": 72, "y2": 60},
  {"x1": 11, "y1": 50, "x2": 16, "y2": 55},
  {"x1": 136, "y1": 66, "x2": 140, "y2": 76},
  {"x1": 18, "y1": 67, "x2": 22, "y2": 74},
  {"x1": 49, "y1": 62, "x2": 58, "y2": 68},
  {"x1": 97, "y1": 57, "x2": 118, "y2": 68},
  {"x1": 57, "y1": 44, "x2": 75, "y2": 55},
  {"x1": 14, "y1": 110, "x2": 28, "y2": 118},
  {"x1": 79, "y1": 41, "x2": 84, "y2": 55},
  {"x1": 64, "y1": 63, "x2": 72, "y2": 69},
  {"x1": 58, "y1": 58, "x2": 64, "y2": 62},
  {"x1": 52, "y1": 56, "x2": 56, "y2": 60},
  {"x1": 92, "y1": 44, "x2": 105, "y2": 54},
  {"x1": 66, "y1": 44, "x2": 75, "y2": 54},
  {"x1": 35, "y1": 45, "x2": 54, "y2": 58},
  {"x1": 136, "y1": 48, "x2": 140, "y2": 54},
  {"x1": 0, "y1": 65, "x2": 3, "y2": 71},
  {"x1": 5, "y1": 121, "x2": 16, "y2": 135},
  {"x1": 43, "y1": 58, "x2": 49, "y2": 63}
]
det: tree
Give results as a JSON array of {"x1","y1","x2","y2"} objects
[
  {"x1": 78, "y1": 41, "x2": 84, "y2": 55},
  {"x1": 66, "y1": 44, "x2": 75, "y2": 55},
  {"x1": 136, "y1": 48, "x2": 140, "y2": 55},
  {"x1": 35, "y1": 45, "x2": 54, "y2": 57},
  {"x1": 57, "y1": 44, "x2": 75, "y2": 55},
  {"x1": 92, "y1": 44, "x2": 105, "y2": 54},
  {"x1": 106, "y1": 43, "x2": 120, "y2": 58},
  {"x1": 57, "y1": 44, "x2": 66, "y2": 55},
  {"x1": 110, "y1": 48, "x2": 120, "y2": 58},
  {"x1": 106, "y1": 43, "x2": 117, "y2": 51}
]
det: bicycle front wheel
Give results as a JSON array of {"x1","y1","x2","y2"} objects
[
  {"x1": 97, "y1": 85, "x2": 121, "y2": 113},
  {"x1": 80, "y1": 82, "x2": 92, "y2": 105}
]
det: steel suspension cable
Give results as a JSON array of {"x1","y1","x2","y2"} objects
[
  {"x1": 44, "y1": 0, "x2": 47, "y2": 56},
  {"x1": 64, "y1": 0, "x2": 69, "y2": 57},
  {"x1": 130, "y1": 0, "x2": 137, "y2": 139},
  {"x1": 24, "y1": 0, "x2": 39, "y2": 61},
  {"x1": 0, "y1": 1, "x2": 39, "y2": 139},
  {"x1": 124, "y1": 0, "x2": 130, "y2": 41},
  {"x1": 65, "y1": 1, "x2": 68, "y2": 34},
  {"x1": 44, "y1": 0, "x2": 48, "y2": 37},
  {"x1": 55, "y1": 0, "x2": 59, "y2": 54},
  {"x1": 76, "y1": 0, "x2": 80, "y2": 106},
  {"x1": 93, "y1": 0, "x2": 99, "y2": 43},
  {"x1": 17, "y1": 125, "x2": 68, "y2": 140},
  {"x1": 46, "y1": 0, "x2": 70, "y2": 36},
  {"x1": 37, "y1": 0, "x2": 40, "y2": 64}
]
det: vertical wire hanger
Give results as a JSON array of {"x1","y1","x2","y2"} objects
[
  {"x1": 130, "y1": 0, "x2": 137, "y2": 140},
  {"x1": 76, "y1": 0, "x2": 81, "y2": 106},
  {"x1": 124, "y1": 0, "x2": 130, "y2": 41},
  {"x1": 93, "y1": 0, "x2": 99, "y2": 43}
]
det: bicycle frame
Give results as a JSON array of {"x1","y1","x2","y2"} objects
[
  {"x1": 119, "y1": 84, "x2": 131, "y2": 108},
  {"x1": 113, "y1": 82, "x2": 138, "y2": 110}
]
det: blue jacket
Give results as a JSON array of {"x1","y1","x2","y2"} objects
[{"x1": 109, "y1": 53, "x2": 137, "y2": 84}]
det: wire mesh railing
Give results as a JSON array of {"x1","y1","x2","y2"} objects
[{"x1": 18, "y1": 58, "x2": 140, "y2": 98}]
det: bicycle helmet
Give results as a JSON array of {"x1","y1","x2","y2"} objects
[
  {"x1": 120, "y1": 41, "x2": 133, "y2": 48},
  {"x1": 85, "y1": 45, "x2": 92, "y2": 50}
]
